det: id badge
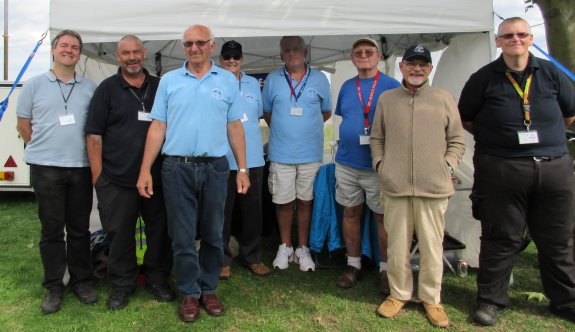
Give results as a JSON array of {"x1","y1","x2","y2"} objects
[
  {"x1": 290, "y1": 107, "x2": 303, "y2": 116},
  {"x1": 59, "y1": 114, "x2": 76, "y2": 126},
  {"x1": 138, "y1": 111, "x2": 152, "y2": 122},
  {"x1": 518, "y1": 130, "x2": 539, "y2": 144},
  {"x1": 240, "y1": 112, "x2": 249, "y2": 123},
  {"x1": 359, "y1": 135, "x2": 371, "y2": 145}
]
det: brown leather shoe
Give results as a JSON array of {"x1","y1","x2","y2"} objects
[
  {"x1": 336, "y1": 266, "x2": 361, "y2": 288},
  {"x1": 220, "y1": 266, "x2": 231, "y2": 280},
  {"x1": 200, "y1": 294, "x2": 225, "y2": 316},
  {"x1": 179, "y1": 295, "x2": 200, "y2": 322},
  {"x1": 378, "y1": 270, "x2": 390, "y2": 295},
  {"x1": 248, "y1": 262, "x2": 271, "y2": 276}
]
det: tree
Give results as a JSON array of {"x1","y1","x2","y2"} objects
[{"x1": 525, "y1": 0, "x2": 575, "y2": 75}]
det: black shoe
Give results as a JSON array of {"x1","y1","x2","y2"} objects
[
  {"x1": 72, "y1": 281, "x2": 99, "y2": 304},
  {"x1": 145, "y1": 282, "x2": 175, "y2": 302},
  {"x1": 550, "y1": 304, "x2": 575, "y2": 323},
  {"x1": 107, "y1": 290, "x2": 131, "y2": 310},
  {"x1": 42, "y1": 286, "x2": 65, "y2": 314},
  {"x1": 473, "y1": 303, "x2": 500, "y2": 326}
]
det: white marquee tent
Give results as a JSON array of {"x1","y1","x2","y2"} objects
[{"x1": 50, "y1": 0, "x2": 497, "y2": 267}]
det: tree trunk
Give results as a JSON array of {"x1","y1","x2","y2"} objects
[{"x1": 532, "y1": 0, "x2": 575, "y2": 75}]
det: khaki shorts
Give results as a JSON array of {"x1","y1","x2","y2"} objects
[
  {"x1": 268, "y1": 162, "x2": 321, "y2": 204},
  {"x1": 335, "y1": 163, "x2": 383, "y2": 214}
]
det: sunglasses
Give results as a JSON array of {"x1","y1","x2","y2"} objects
[
  {"x1": 352, "y1": 50, "x2": 377, "y2": 58},
  {"x1": 222, "y1": 54, "x2": 242, "y2": 60},
  {"x1": 498, "y1": 32, "x2": 531, "y2": 40},
  {"x1": 182, "y1": 39, "x2": 212, "y2": 48}
]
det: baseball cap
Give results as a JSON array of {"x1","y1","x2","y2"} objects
[
  {"x1": 402, "y1": 44, "x2": 432, "y2": 63},
  {"x1": 352, "y1": 37, "x2": 381, "y2": 53},
  {"x1": 221, "y1": 40, "x2": 242, "y2": 57}
]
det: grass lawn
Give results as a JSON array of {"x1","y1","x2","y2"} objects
[{"x1": 0, "y1": 192, "x2": 574, "y2": 331}]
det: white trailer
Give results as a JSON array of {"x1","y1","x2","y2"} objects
[{"x1": 0, "y1": 82, "x2": 32, "y2": 191}]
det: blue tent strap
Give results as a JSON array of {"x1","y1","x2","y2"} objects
[
  {"x1": 533, "y1": 43, "x2": 575, "y2": 82},
  {"x1": 0, "y1": 31, "x2": 48, "y2": 122}
]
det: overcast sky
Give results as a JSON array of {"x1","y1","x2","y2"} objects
[{"x1": 0, "y1": 0, "x2": 548, "y2": 81}]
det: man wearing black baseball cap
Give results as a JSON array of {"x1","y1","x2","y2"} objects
[{"x1": 371, "y1": 44, "x2": 465, "y2": 328}]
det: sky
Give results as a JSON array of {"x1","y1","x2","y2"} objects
[{"x1": 0, "y1": 0, "x2": 548, "y2": 81}]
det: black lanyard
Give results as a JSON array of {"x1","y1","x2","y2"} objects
[
  {"x1": 128, "y1": 83, "x2": 150, "y2": 112},
  {"x1": 53, "y1": 71, "x2": 76, "y2": 114}
]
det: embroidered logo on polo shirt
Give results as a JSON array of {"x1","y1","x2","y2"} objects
[
  {"x1": 211, "y1": 88, "x2": 223, "y2": 100},
  {"x1": 244, "y1": 93, "x2": 256, "y2": 103},
  {"x1": 307, "y1": 88, "x2": 319, "y2": 99}
]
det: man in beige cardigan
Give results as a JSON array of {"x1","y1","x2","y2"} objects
[{"x1": 370, "y1": 44, "x2": 466, "y2": 328}]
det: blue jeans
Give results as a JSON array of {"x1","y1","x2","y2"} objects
[{"x1": 161, "y1": 156, "x2": 229, "y2": 297}]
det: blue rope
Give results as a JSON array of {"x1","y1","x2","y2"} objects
[
  {"x1": 533, "y1": 43, "x2": 575, "y2": 82},
  {"x1": 0, "y1": 32, "x2": 48, "y2": 122}
]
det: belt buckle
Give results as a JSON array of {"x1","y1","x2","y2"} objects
[{"x1": 183, "y1": 156, "x2": 193, "y2": 163}]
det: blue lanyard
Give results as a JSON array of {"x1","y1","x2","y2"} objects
[{"x1": 283, "y1": 66, "x2": 311, "y2": 104}]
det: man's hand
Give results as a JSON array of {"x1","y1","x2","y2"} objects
[
  {"x1": 236, "y1": 171, "x2": 250, "y2": 194},
  {"x1": 137, "y1": 172, "x2": 154, "y2": 198}
]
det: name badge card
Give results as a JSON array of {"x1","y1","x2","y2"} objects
[
  {"x1": 138, "y1": 111, "x2": 152, "y2": 122},
  {"x1": 518, "y1": 130, "x2": 539, "y2": 144},
  {"x1": 359, "y1": 135, "x2": 370, "y2": 145},
  {"x1": 59, "y1": 114, "x2": 76, "y2": 126},
  {"x1": 241, "y1": 112, "x2": 249, "y2": 123},
  {"x1": 290, "y1": 107, "x2": 303, "y2": 116}
]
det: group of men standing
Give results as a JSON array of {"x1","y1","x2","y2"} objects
[{"x1": 15, "y1": 16, "x2": 575, "y2": 327}]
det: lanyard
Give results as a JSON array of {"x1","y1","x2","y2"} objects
[
  {"x1": 356, "y1": 71, "x2": 380, "y2": 133},
  {"x1": 128, "y1": 83, "x2": 150, "y2": 112},
  {"x1": 505, "y1": 72, "x2": 533, "y2": 129},
  {"x1": 53, "y1": 71, "x2": 76, "y2": 114},
  {"x1": 283, "y1": 66, "x2": 310, "y2": 104}
]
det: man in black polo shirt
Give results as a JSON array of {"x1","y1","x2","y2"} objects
[
  {"x1": 86, "y1": 35, "x2": 174, "y2": 310},
  {"x1": 459, "y1": 17, "x2": 575, "y2": 326}
]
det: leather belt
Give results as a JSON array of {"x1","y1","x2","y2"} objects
[
  {"x1": 166, "y1": 155, "x2": 222, "y2": 163},
  {"x1": 532, "y1": 156, "x2": 560, "y2": 162}
]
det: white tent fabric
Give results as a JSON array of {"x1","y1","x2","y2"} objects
[{"x1": 50, "y1": 0, "x2": 496, "y2": 267}]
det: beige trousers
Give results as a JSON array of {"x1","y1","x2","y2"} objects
[{"x1": 383, "y1": 195, "x2": 448, "y2": 304}]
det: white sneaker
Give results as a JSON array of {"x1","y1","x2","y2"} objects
[
  {"x1": 272, "y1": 244, "x2": 294, "y2": 269},
  {"x1": 294, "y1": 246, "x2": 316, "y2": 272}
]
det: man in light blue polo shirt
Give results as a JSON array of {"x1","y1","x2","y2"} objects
[
  {"x1": 262, "y1": 36, "x2": 333, "y2": 272},
  {"x1": 137, "y1": 25, "x2": 249, "y2": 323},
  {"x1": 16, "y1": 30, "x2": 98, "y2": 314}
]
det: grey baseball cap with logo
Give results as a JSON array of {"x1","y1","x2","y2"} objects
[{"x1": 352, "y1": 37, "x2": 381, "y2": 53}]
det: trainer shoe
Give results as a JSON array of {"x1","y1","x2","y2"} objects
[
  {"x1": 294, "y1": 246, "x2": 316, "y2": 272},
  {"x1": 473, "y1": 303, "x2": 500, "y2": 326},
  {"x1": 272, "y1": 244, "x2": 294, "y2": 270},
  {"x1": 72, "y1": 281, "x2": 99, "y2": 304},
  {"x1": 378, "y1": 270, "x2": 390, "y2": 295},
  {"x1": 42, "y1": 286, "x2": 65, "y2": 314},
  {"x1": 377, "y1": 295, "x2": 407, "y2": 318},
  {"x1": 423, "y1": 302, "x2": 450, "y2": 328},
  {"x1": 336, "y1": 266, "x2": 361, "y2": 288}
]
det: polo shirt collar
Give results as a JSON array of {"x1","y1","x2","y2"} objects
[
  {"x1": 493, "y1": 52, "x2": 539, "y2": 73},
  {"x1": 401, "y1": 80, "x2": 430, "y2": 95},
  {"x1": 116, "y1": 67, "x2": 151, "y2": 89},
  {"x1": 181, "y1": 60, "x2": 219, "y2": 77},
  {"x1": 46, "y1": 70, "x2": 82, "y2": 84}
]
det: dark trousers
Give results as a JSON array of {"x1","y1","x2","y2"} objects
[
  {"x1": 31, "y1": 165, "x2": 93, "y2": 289},
  {"x1": 473, "y1": 154, "x2": 575, "y2": 312},
  {"x1": 95, "y1": 174, "x2": 173, "y2": 291},
  {"x1": 162, "y1": 156, "x2": 228, "y2": 297},
  {"x1": 223, "y1": 166, "x2": 264, "y2": 266}
]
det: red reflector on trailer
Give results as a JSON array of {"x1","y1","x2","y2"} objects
[
  {"x1": 4, "y1": 156, "x2": 17, "y2": 167},
  {"x1": 0, "y1": 171, "x2": 15, "y2": 181}
]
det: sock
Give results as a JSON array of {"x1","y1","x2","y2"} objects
[
  {"x1": 379, "y1": 261, "x2": 388, "y2": 272},
  {"x1": 347, "y1": 256, "x2": 361, "y2": 270}
]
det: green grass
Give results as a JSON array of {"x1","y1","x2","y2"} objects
[{"x1": 1, "y1": 192, "x2": 574, "y2": 331}]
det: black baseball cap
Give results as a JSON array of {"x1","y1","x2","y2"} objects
[
  {"x1": 402, "y1": 44, "x2": 432, "y2": 63},
  {"x1": 221, "y1": 40, "x2": 242, "y2": 57}
]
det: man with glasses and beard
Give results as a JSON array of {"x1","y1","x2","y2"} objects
[
  {"x1": 333, "y1": 38, "x2": 399, "y2": 293},
  {"x1": 371, "y1": 44, "x2": 465, "y2": 328},
  {"x1": 137, "y1": 25, "x2": 249, "y2": 323},
  {"x1": 459, "y1": 17, "x2": 575, "y2": 326},
  {"x1": 86, "y1": 35, "x2": 174, "y2": 310}
]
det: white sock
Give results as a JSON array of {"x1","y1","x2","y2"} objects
[
  {"x1": 379, "y1": 261, "x2": 388, "y2": 272},
  {"x1": 347, "y1": 256, "x2": 361, "y2": 270}
]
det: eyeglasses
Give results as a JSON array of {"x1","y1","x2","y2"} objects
[
  {"x1": 222, "y1": 54, "x2": 242, "y2": 60},
  {"x1": 182, "y1": 40, "x2": 212, "y2": 48},
  {"x1": 352, "y1": 50, "x2": 377, "y2": 58},
  {"x1": 403, "y1": 61, "x2": 430, "y2": 70},
  {"x1": 498, "y1": 32, "x2": 531, "y2": 40}
]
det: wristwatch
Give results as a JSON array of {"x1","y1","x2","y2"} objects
[{"x1": 238, "y1": 168, "x2": 249, "y2": 174}]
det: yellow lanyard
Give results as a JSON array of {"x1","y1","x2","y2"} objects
[{"x1": 505, "y1": 72, "x2": 533, "y2": 129}]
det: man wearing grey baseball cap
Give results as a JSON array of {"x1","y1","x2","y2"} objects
[{"x1": 370, "y1": 44, "x2": 465, "y2": 328}]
